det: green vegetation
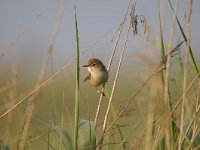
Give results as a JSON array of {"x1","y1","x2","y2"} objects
[{"x1": 0, "y1": 0, "x2": 200, "y2": 150}]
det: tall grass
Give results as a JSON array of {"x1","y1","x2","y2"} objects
[
  {"x1": 98, "y1": 21, "x2": 131, "y2": 150},
  {"x1": 0, "y1": 0, "x2": 200, "y2": 150},
  {"x1": 73, "y1": 4, "x2": 80, "y2": 150},
  {"x1": 94, "y1": 0, "x2": 132, "y2": 127}
]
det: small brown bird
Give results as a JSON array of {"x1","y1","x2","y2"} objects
[{"x1": 83, "y1": 58, "x2": 108, "y2": 94}]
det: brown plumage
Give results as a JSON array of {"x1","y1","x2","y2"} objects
[{"x1": 83, "y1": 58, "x2": 108, "y2": 87}]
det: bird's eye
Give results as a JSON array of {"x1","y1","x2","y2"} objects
[{"x1": 92, "y1": 63, "x2": 96, "y2": 66}]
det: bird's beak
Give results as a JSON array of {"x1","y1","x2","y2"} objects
[{"x1": 82, "y1": 64, "x2": 89, "y2": 67}]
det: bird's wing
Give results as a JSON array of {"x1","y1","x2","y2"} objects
[{"x1": 84, "y1": 73, "x2": 91, "y2": 82}]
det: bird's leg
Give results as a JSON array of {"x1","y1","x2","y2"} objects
[
  {"x1": 97, "y1": 90, "x2": 105, "y2": 96},
  {"x1": 96, "y1": 84, "x2": 105, "y2": 96}
]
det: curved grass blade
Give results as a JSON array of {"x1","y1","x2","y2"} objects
[
  {"x1": 73, "y1": 4, "x2": 80, "y2": 149},
  {"x1": 168, "y1": 0, "x2": 199, "y2": 76}
]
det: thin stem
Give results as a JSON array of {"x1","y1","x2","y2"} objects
[
  {"x1": 178, "y1": 0, "x2": 192, "y2": 149},
  {"x1": 94, "y1": 0, "x2": 132, "y2": 126},
  {"x1": 163, "y1": 0, "x2": 180, "y2": 149},
  {"x1": 73, "y1": 4, "x2": 80, "y2": 149},
  {"x1": 98, "y1": 22, "x2": 131, "y2": 150}
]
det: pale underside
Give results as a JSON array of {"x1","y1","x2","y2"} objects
[{"x1": 85, "y1": 67, "x2": 108, "y2": 87}]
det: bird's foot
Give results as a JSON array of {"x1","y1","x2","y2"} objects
[{"x1": 97, "y1": 90, "x2": 105, "y2": 96}]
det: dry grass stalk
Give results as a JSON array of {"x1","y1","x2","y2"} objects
[
  {"x1": 3, "y1": 54, "x2": 18, "y2": 143},
  {"x1": 94, "y1": 0, "x2": 132, "y2": 126},
  {"x1": 169, "y1": 72, "x2": 200, "y2": 117},
  {"x1": 98, "y1": 22, "x2": 131, "y2": 150},
  {"x1": 187, "y1": 125, "x2": 200, "y2": 150},
  {"x1": 129, "y1": 116, "x2": 160, "y2": 149},
  {"x1": 145, "y1": 74, "x2": 163, "y2": 150},
  {"x1": 153, "y1": 125, "x2": 164, "y2": 149},
  {"x1": 179, "y1": 0, "x2": 193, "y2": 149},
  {"x1": 129, "y1": 40, "x2": 182, "y2": 149},
  {"x1": 0, "y1": 12, "x2": 43, "y2": 59},
  {"x1": 130, "y1": 3, "x2": 137, "y2": 35},
  {"x1": 134, "y1": 41, "x2": 183, "y2": 149},
  {"x1": 97, "y1": 40, "x2": 183, "y2": 149},
  {"x1": 97, "y1": 103, "x2": 129, "y2": 148},
  {"x1": 0, "y1": 30, "x2": 107, "y2": 119},
  {"x1": 181, "y1": 103, "x2": 200, "y2": 146},
  {"x1": 130, "y1": 2, "x2": 151, "y2": 41},
  {"x1": 159, "y1": 41, "x2": 183, "y2": 67},
  {"x1": 97, "y1": 41, "x2": 183, "y2": 147},
  {"x1": 0, "y1": 30, "x2": 109, "y2": 149},
  {"x1": 28, "y1": 123, "x2": 69, "y2": 144},
  {"x1": 18, "y1": 1, "x2": 66, "y2": 149},
  {"x1": 163, "y1": 0, "x2": 180, "y2": 149},
  {"x1": 186, "y1": 79, "x2": 200, "y2": 149}
]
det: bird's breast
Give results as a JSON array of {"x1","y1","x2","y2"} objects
[{"x1": 90, "y1": 71, "x2": 108, "y2": 87}]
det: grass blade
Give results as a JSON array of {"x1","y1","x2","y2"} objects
[
  {"x1": 73, "y1": 4, "x2": 80, "y2": 150},
  {"x1": 168, "y1": 0, "x2": 199, "y2": 76},
  {"x1": 158, "y1": 7, "x2": 165, "y2": 61}
]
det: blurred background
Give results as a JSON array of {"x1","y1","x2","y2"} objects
[{"x1": 0, "y1": 0, "x2": 200, "y2": 149}]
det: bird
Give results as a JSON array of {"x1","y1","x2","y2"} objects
[{"x1": 83, "y1": 58, "x2": 109, "y2": 95}]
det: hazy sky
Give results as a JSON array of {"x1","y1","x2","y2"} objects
[{"x1": 0, "y1": 0, "x2": 200, "y2": 71}]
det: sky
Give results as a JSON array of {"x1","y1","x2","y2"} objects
[
  {"x1": 0, "y1": 0, "x2": 200, "y2": 73},
  {"x1": 1, "y1": 1, "x2": 200, "y2": 148}
]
